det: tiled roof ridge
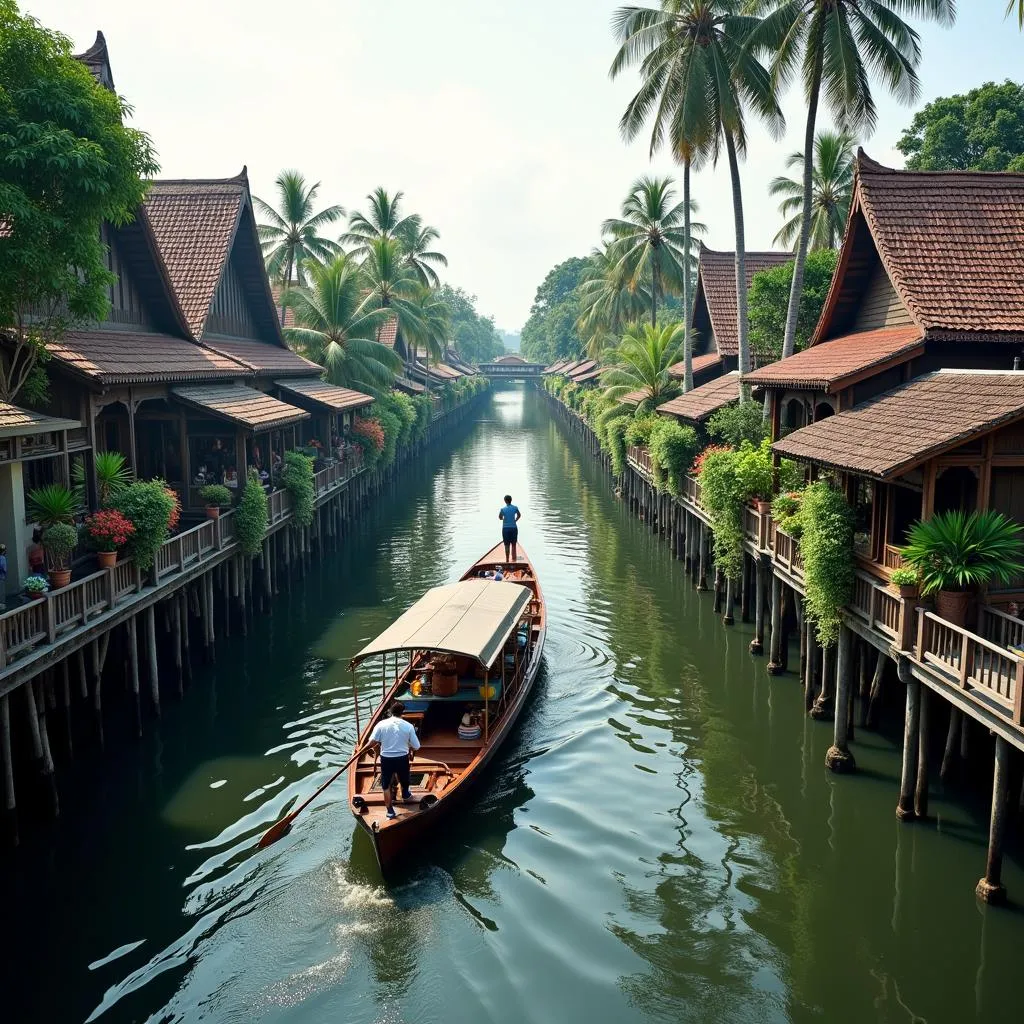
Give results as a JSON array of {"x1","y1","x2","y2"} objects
[
  {"x1": 858, "y1": 149, "x2": 1024, "y2": 182},
  {"x1": 73, "y1": 31, "x2": 109, "y2": 64},
  {"x1": 135, "y1": 204, "x2": 194, "y2": 339},
  {"x1": 149, "y1": 168, "x2": 249, "y2": 190}
]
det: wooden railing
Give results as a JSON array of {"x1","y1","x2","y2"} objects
[
  {"x1": 771, "y1": 525, "x2": 804, "y2": 581},
  {"x1": 883, "y1": 544, "x2": 904, "y2": 571},
  {"x1": 627, "y1": 445, "x2": 653, "y2": 476},
  {"x1": 916, "y1": 608, "x2": 1024, "y2": 724},
  {"x1": 850, "y1": 571, "x2": 901, "y2": 642},
  {"x1": 978, "y1": 604, "x2": 1024, "y2": 652},
  {"x1": 681, "y1": 474, "x2": 701, "y2": 507}
]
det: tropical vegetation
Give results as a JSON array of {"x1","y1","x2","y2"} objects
[
  {"x1": 600, "y1": 322, "x2": 684, "y2": 408},
  {"x1": 110, "y1": 480, "x2": 176, "y2": 572},
  {"x1": 235, "y1": 471, "x2": 269, "y2": 556}
]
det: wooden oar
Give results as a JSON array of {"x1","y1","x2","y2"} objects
[{"x1": 257, "y1": 745, "x2": 368, "y2": 849}]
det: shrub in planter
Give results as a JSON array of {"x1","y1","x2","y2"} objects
[
  {"x1": 161, "y1": 483, "x2": 182, "y2": 533},
  {"x1": 23, "y1": 575, "x2": 49, "y2": 598},
  {"x1": 692, "y1": 444, "x2": 731, "y2": 477},
  {"x1": 42, "y1": 522, "x2": 77, "y2": 572},
  {"x1": 734, "y1": 439, "x2": 775, "y2": 504},
  {"x1": 282, "y1": 450, "x2": 315, "y2": 528},
  {"x1": 889, "y1": 566, "x2": 920, "y2": 598},
  {"x1": 199, "y1": 484, "x2": 233, "y2": 517},
  {"x1": 901, "y1": 509, "x2": 1024, "y2": 626},
  {"x1": 624, "y1": 413, "x2": 658, "y2": 450},
  {"x1": 799, "y1": 482, "x2": 855, "y2": 646},
  {"x1": 84, "y1": 509, "x2": 135, "y2": 566},
  {"x1": 235, "y1": 470, "x2": 268, "y2": 555},
  {"x1": 649, "y1": 419, "x2": 700, "y2": 496},
  {"x1": 111, "y1": 480, "x2": 175, "y2": 572},
  {"x1": 771, "y1": 492, "x2": 803, "y2": 537}
]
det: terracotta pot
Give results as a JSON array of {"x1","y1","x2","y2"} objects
[
  {"x1": 48, "y1": 569, "x2": 71, "y2": 590},
  {"x1": 205, "y1": 505, "x2": 221, "y2": 520},
  {"x1": 936, "y1": 589, "x2": 972, "y2": 627},
  {"x1": 97, "y1": 550, "x2": 117, "y2": 569},
  {"x1": 755, "y1": 499, "x2": 772, "y2": 514},
  {"x1": 897, "y1": 584, "x2": 919, "y2": 600}
]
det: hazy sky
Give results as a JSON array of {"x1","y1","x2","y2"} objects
[{"x1": 28, "y1": 1, "x2": 1024, "y2": 332}]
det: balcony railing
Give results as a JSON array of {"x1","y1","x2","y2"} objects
[
  {"x1": 771, "y1": 525, "x2": 804, "y2": 581},
  {"x1": 627, "y1": 445, "x2": 653, "y2": 476},
  {"x1": 849, "y1": 572, "x2": 901, "y2": 643}
]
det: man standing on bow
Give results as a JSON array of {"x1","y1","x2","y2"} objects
[{"x1": 498, "y1": 494, "x2": 521, "y2": 564}]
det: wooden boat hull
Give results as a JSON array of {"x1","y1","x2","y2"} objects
[{"x1": 348, "y1": 543, "x2": 545, "y2": 873}]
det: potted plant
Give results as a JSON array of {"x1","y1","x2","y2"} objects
[
  {"x1": 199, "y1": 483, "x2": 233, "y2": 519},
  {"x1": 84, "y1": 509, "x2": 135, "y2": 568},
  {"x1": 901, "y1": 509, "x2": 1024, "y2": 627},
  {"x1": 889, "y1": 566, "x2": 920, "y2": 600},
  {"x1": 23, "y1": 575, "x2": 49, "y2": 600},
  {"x1": 42, "y1": 522, "x2": 78, "y2": 589},
  {"x1": 27, "y1": 483, "x2": 77, "y2": 527}
]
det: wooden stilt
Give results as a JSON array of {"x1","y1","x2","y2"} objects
[
  {"x1": 77, "y1": 648, "x2": 88, "y2": 700},
  {"x1": 128, "y1": 616, "x2": 141, "y2": 737},
  {"x1": 750, "y1": 559, "x2": 766, "y2": 655},
  {"x1": 27, "y1": 680, "x2": 58, "y2": 816},
  {"x1": 975, "y1": 736, "x2": 1010, "y2": 905},
  {"x1": 740, "y1": 555, "x2": 751, "y2": 622},
  {"x1": 803, "y1": 632, "x2": 818, "y2": 712},
  {"x1": 941, "y1": 707, "x2": 961, "y2": 782},
  {"x1": 915, "y1": 686, "x2": 930, "y2": 818},
  {"x1": 146, "y1": 605, "x2": 160, "y2": 715},
  {"x1": 826, "y1": 624, "x2": 856, "y2": 772},
  {"x1": 697, "y1": 524, "x2": 709, "y2": 591},
  {"x1": 858, "y1": 641, "x2": 871, "y2": 728},
  {"x1": 767, "y1": 574, "x2": 783, "y2": 675},
  {"x1": 172, "y1": 596, "x2": 183, "y2": 696},
  {"x1": 200, "y1": 571, "x2": 213, "y2": 663},
  {"x1": 896, "y1": 677, "x2": 921, "y2": 821},
  {"x1": 866, "y1": 650, "x2": 885, "y2": 729},
  {"x1": 1, "y1": 694, "x2": 17, "y2": 845},
  {"x1": 62, "y1": 659, "x2": 73, "y2": 758},
  {"x1": 91, "y1": 638, "x2": 104, "y2": 749},
  {"x1": 713, "y1": 568, "x2": 724, "y2": 614},
  {"x1": 179, "y1": 589, "x2": 192, "y2": 681},
  {"x1": 811, "y1": 645, "x2": 835, "y2": 720},
  {"x1": 722, "y1": 574, "x2": 734, "y2": 625}
]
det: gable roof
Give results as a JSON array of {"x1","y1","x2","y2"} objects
[
  {"x1": 694, "y1": 246, "x2": 792, "y2": 357},
  {"x1": 376, "y1": 316, "x2": 399, "y2": 349},
  {"x1": 773, "y1": 371, "x2": 1024, "y2": 478},
  {"x1": 145, "y1": 170, "x2": 285, "y2": 348},
  {"x1": 74, "y1": 31, "x2": 114, "y2": 90},
  {"x1": 171, "y1": 384, "x2": 309, "y2": 431},
  {"x1": 566, "y1": 359, "x2": 598, "y2": 381},
  {"x1": 657, "y1": 371, "x2": 740, "y2": 423},
  {"x1": 202, "y1": 338, "x2": 321, "y2": 378},
  {"x1": 274, "y1": 379, "x2": 373, "y2": 413},
  {"x1": 745, "y1": 326, "x2": 924, "y2": 392},
  {"x1": 814, "y1": 152, "x2": 1024, "y2": 344},
  {"x1": 667, "y1": 352, "x2": 723, "y2": 381}
]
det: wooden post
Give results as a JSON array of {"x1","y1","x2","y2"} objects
[
  {"x1": 697, "y1": 523, "x2": 709, "y2": 591},
  {"x1": 1, "y1": 694, "x2": 16, "y2": 846},
  {"x1": 750, "y1": 558, "x2": 766, "y2": 655},
  {"x1": 975, "y1": 736, "x2": 1010, "y2": 905},
  {"x1": 767, "y1": 574, "x2": 783, "y2": 675},
  {"x1": 866, "y1": 650, "x2": 886, "y2": 729},
  {"x1": 914, "y1": 686, "x2": 930, "y2": 818},
  {"x1": 91, "y1": 638, "x2": 104, "y2": 748},
  {"x1": 77, "y1": 648, "x2": 88, "y2": 700},
  {"x1": 803, "y1": 634, "x2": 819, "y2": 712},
  {"x1": 180, "y1": 589, "x2": 192, "y2": 681},
  {"x1": 896, "y1": 676, "x2": 921, "y2": 821},
  {"x1": 941, "y1": 707, "x2": 961, "y2": 782},
  {"x1": 128, "y1": 616, "x2": 141, "y2": 737},
  {"x1": 740, "y1": 555, "x2": 751, "y2": 622},
  {"x1": 146, "y1": 605, "x2": 160, "y2": 715},
  {"x1": 62, "y1": 659, "x2": 73, "y2": 758},
  {"x1": 172, "y1": 596, "x2": 183, "y2": 696},
  {"x1": 810, "y1": 645, "x2": 835, "y2": 720},
  {"x1": 27, "y1": 680, "x2": 58, "y2": 816},
  {"x1": 826, "y1": 624, "x2": 856, "y2": 772},
  {"x1": 722, "y1": 574, "x2": 734, "y2": 625}
]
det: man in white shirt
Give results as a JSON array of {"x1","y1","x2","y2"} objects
[{"x1": 368, "y1": 701, "x2": 422, "y2": 819}]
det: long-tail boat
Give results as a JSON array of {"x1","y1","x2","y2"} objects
[{"x1": 347, "y1": 543, "x2": 545, "y2": 872}]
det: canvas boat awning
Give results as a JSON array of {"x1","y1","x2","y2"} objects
[
  {"x1": 171, "y1": 384, "x2": 309, "y2": 431},
  {"x1": 351, "y1": 579, "x2": 531, "y2": 668},
  {"x1": 274, "y1": 378, "x2": 374, "y2": 413}
]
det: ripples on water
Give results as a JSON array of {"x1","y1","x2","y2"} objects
[{"x1": 5, "y1": 386, "x2": 1024, "y2": 1024}]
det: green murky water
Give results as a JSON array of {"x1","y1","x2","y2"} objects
[{"x1": 4, "y1": 385, "x2": 1023, "y2": 1023}]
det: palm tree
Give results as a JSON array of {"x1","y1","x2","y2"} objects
[
  {"x1": 602, "y1": 176, "x2": 697, "y2": 329},
  {"x1": 254, "y1": 171, "x2": 344, "y2": 289},
  {"x1": 407, "y1": 285, "x2": 450, "y2": 365},
  {"x1": 360, "y1": 237, "x2": 425, "y2": 365},
  {"x1": 612, "y1": 3, "x2": 783, "y2": 399},
  {"x1": 342, "y1": 187, "x2": 414, "y2": 259},
  {"x1": 395, "y1": 215, "x2": 448, "y2": 288},
  {"x1": 769, "y1": 130, "x2": 855, "y2": 250},
  {"x1": 282, "y1": 256, "x2": 401, "y2": 394},
  {"x1": 1007, "y1": 1, "x2": 1023, "y2": 29},
  {"x1": 600, "y1": 321, "x2": 685, "y2": 407},
  {"x1": 577, "y1": 242, "x2": 651, "y2": 356},
  {"x1": 751, "y1": 0, "x2": 955, "y2": 362}
]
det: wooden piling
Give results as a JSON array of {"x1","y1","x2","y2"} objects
[
  {"x1": 146, "y1": 605, "x2": 160, "y2": 715},
  {"x1": 697, "y1": 524, "x2": 709, "y2": 591},
  {"x1": 975, "y1": 736, "x2": 1009, "y2": 905},
  {"x1": 172, "y1": 596, "x2": 183, "y2": 696},
  {"x1": 1, "y1": 694, "x2": 16, "y2": 845},
  {"x1": 810, "y1": 645, "x2": 835, "y2": 720},
  {"x1": 941, "y1": 707, "x2": 961, "y2": 782},
  {"x1": 722, "y1": 574, "x2": 734, "y2": 625},
  {"x1": 767, "y1": 574, "x2": 783, "y2": 675},
  {"x1": 866, "y1": 650, "x2": 886, "y2": 729},
  {"x1": 896, "y1": 676, "x2": 921, "y2": 821},
  {"x1": 803, "y1": 632, "x2": 818, "y2": 712},
  {"x1": 750, "y1": 559, "x2": 766, "y2": 655},
  {"x1": 915, "y1": 686, "x2": 930, "y2": 818},
  {"x1": 740, "y1": 555, "x2": 751, "y2": 623},
  {"x1": 826, "y1": 624, "x2": 856, "y2": 772},
  {"x1": 127, "y1": 616, "x2": 141, "y2": 737}
]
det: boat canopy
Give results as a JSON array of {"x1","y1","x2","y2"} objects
[{"x1": 350, "y1": 579, "x2": 531, "y2": 669}]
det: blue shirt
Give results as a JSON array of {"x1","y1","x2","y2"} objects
[{"x1": 500, "y1": 504, "x2": 520, "y2": 528}]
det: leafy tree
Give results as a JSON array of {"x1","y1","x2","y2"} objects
[
  {"x1": 896, "y1": 81, "x2": 1024, "y2": 172},
  {"x1": 436, "y1": 285, "x2": 504, "y2": 363},
  {"x1": 520, "y1": 256, "x2": 591, "y2": 364},
  {"x1": 283, "y1": 255, "x2": 401, "y2": 394},
  {"x1": 406, "y1": 284, "x2": 449, "y2": 365},
  {"x1": 602, "y1": 176, "x2": 702, "y2": 328},
  {"x1": 707, "y1": 401, "x2": 767, "y2": 447},
  {"x1": 601, "y1": 322, "x2": 684, "y2": 406},
  {"x1": 0, "y1": 0, "x2": 158, "y2": 403},
  {"x1": 395, "y1": 215, "x2": 448, "y2": 288},
  {"x1": 577, "y1": 242, "x2": 649, "y2": 359},
  {"x1": 342, "y1": 187, "x2": 414, "y2": 258},
  {"x1": 769, "y1": 130, "x2": 855, "y2": 250},
  {"x1": 254, "y1": 171, "x2": 343, "y2": 288},
  {"x1": 752, "y1": 0, "x2": 955, "y2": 365},
  {"x1": 748, "y1": 248, "x2": 837, "y2": 362}
]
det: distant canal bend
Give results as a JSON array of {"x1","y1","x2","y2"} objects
[{"x1": 4, "y1": 384, "x2": 1024, "y2": 1024}]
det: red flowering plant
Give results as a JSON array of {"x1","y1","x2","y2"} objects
[
  {"x1": 83, "y1": 509, "x2": 136, "y2": 552},
  {"x1": 163, "y1": 485, "x2": 182, "y2": 533},
  {"x1": 692, "y1": 444, "x2": 732, "y2": 477},
  {"x1": 352, "y1": 416, "x2": 385, "y2": 466}
]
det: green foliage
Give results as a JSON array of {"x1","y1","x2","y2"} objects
[
  {"x1": 771, "y1": 491, "x2": 803, "y2": 537},
  {"x1": 778, "y1": 458, "x2": 806, "y2": 493},
  {"x1": 94, "y1": 451, "x2": 131, "y2": 507},
  {"x1": 235, "y1": 470, "x2": 269, "y2": 556},
  {"x1": 897, "y1": 81, "x2": 1024, "y2": 172},
  {"x1": 734, "y1": 440, "x2": 775, "y2": 501},
  {"x1": 900, "y1": 509, "x2": 1024, "y2": 595},
  {"x1": 436, "y1": 284, "x2": 504, "y2": 363},
  {"x1": 199, "y1": 484, "x2": 233, "y2": 508},
  {"x1": 27, "y1": 483, "x2": 77, "y2": 526},
  {"x1": 889, "y1": 567, "x2": 919, "y2": 588},
  {"x1": 698, "y1": 447, "x2": 746, "y2": 580},
  {"x1": 111, "y1": 479, "x2": 175, "y2": 572},
  {"x1": 624, "y1": 413, "x2": 658, "y2": 449},
  {"x1": 707, "y1": 401, "x2": 767, "y2": 447},
  {"x1": 375, "y1": 402, "x2": 402, "y2": 466},
  {"x1": 42, "y1": 522, "x2": 77, "y2": 570},
  {"x1": 520, "y1": 256, "x2": 590, "y2": 364},
  {"x1": 0, "y1": 0, "x2": 158, "y2": 402},
  {"x1": 281, "y1": 451, "x2": 315, "y2": 528},
  {"x1": 799, "y1": 483, "x2": 855, "y2": 647},
  {"x1": 648, "y1": 418, "x2": 700, "y2": 495},
  {"x1": 386, "y1": 391, "x2": 418, "y2": 447},
  {"x1": 606, "y1": 417, "x2": 630, "y2": 477},
  {"x1": 601, "y1": 321, "x2": 684, "y2": 406},
  {"x1": 748, "y1": 250, "x2": 839, "y2": 362},
  {"x1": 411, "y1": 394, "x2": 433, "y2": 438},
  {"x1": 23, "y1": 574, "x2": 48, "y2": 594}
]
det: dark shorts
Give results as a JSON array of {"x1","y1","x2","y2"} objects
[
  {"x1": 502, "y1": 526, "x2": 519, "y2": 544},
  {"x1": 380, "y1": 754, "x2": 410, "y2": 791}
]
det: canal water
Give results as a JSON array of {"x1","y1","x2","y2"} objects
[{"x1": 4, "y1": 385, "x2": 1024, "y2": 1023}]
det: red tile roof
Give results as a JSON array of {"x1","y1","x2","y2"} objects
[
  {"x1": 544, "y1": 359, "x2": 571, "y2": 374},
  {"x1": 744, "y1": 326, "x2": 924, "y2": 392},
  {"x1": 270, "y1": 282, "x2": 296, "y2": 329},
  {"x1": 274, "y1": 379, "x2": 373, "y2": 413},
  {"x1": 696, "y1": 246, "x2": 792, "y2": 357},
  {"x1": 668, "y1": 352, "x2": 722, "y2": 380},
  {"x1": 377, "y1": 316, "x2": 399, "y2": 349},
  {"x1": 495, "y1": 354, "x2": 527, "y2": 364},
  {"x1": 50, "y1": 330, "x2": 245, "y2": 385},
  {"x1": 203, "y1": 338, "x2": 320, "y2": 377},
  {"x1": 171, "y1": 384, "x2": 309, "y2": 431},
  {"x1": 657, "y1": 372, "x2": 740, "y2": 423},
  {"x1": 144, "y1": 177, "x2": 245, "y2": 339},
  {"x1": 851, "y1": 153, "x2": 1024, "y2": 338},
  {"x1": 566, "y1": 359, "x2": 598, "y2": 381},
  {"x1": 773, "y1": 371, "x2": 1024, "y2": 478},
  {"x1": 572, "y1": 367, "x2": 602, "y2": 383},
  {"x1": 620, "y1": 387, "x2": 652, "y2": 406}
]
